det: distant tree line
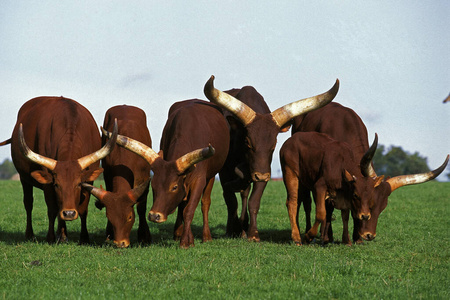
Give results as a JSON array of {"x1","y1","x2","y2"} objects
[
  {"x1": 372, "y1": 144, "x2": 450, "y2": 181},
  {"x1": 0, "y1": 159, "x2": 17, "y2": 180}
]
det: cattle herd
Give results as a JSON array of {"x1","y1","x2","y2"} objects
[{"x1": 0, "y1": 75, "x2": 448, "y2": 248}]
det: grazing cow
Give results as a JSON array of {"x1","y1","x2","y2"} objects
[
  {"x1": 280, "y1": 132, "x2": 378, "y2": 245},
  {"x1": 0, "y1": 96, "x2": 117, "y2": 243},
  {"x1": 293, "y1": 102, "x2": 449, "y2": 242},
  {"x1": 204, "y1": 75, "x2": 339, "y2": 241},
  {"x1": 81, "y1": 105, "x2": 152, "y2": 248},
  {"x1": 103, "y1": 100, "x2": 230, "y2": 248}
]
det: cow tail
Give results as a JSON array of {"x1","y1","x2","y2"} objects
[{"x1": 0, "y1": 138, "x2": 12, "y2": 146}]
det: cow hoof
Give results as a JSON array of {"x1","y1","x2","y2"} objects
[
  {"x1": 180, "y1": 243, "x2": 194, "y2": 249},
  {"x1": 202, "y1": 236, "x2": 213, "y2": 243}
]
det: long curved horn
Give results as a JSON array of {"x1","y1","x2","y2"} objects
[
  {"x1": 127, "y1": 178, "x2": 151, "y2": 203},
  {"x1": 78, "y1": 119, "x2": 118, "y2": 170},
  {"x1": 102, "y1": 127, "x2": 159, "y2": 166},
  {"x1": 175, "y1": 144, "x2": 215, "y2": 174},
  {"x1": 18, "y1": 123, "x2": 57, "y2": 171},
  {"x1": 271, "y1": 79, "x2": 340, "y2": 128},
  {"x1": 386, "y1": 155, "x2": 449, "y2": 192},
  {"x1": 81, "y1": 183, "x2": 108, "y2": 201},
  {"x1": 360, "y1": 133, "x2": 378, "y2": 178},
  {"x1": 204, "y1": 75, "x2": 256, "y2": 126}
]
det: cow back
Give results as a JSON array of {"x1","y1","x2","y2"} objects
[
  {"x1": 292, "y1": 102, "x2": 370, "y2": 160},
  {"x1": 11, "y1": 97, "x2": 101, "y2": 177},
  {"x1": 160, "y1": 99, "x2": 229, "y2": 179},
  {"x1": 102, "y1": 105, "x2": 152, "y2": 193}
]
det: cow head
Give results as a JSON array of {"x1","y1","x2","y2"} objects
[
  {"x1": 359, "y1": 154, "x2": 449, "y2": 240},
  {"x1": 81, "y1": 179, "x2": 150, "y2": 248},
  {"x1": 101, "y1": 128, "x2": 215, "y2": 224},
  {"x1": 204, "y1": 75, "x2": 339, "y2": 182},
  {"x1": 18, "y1": 120, "x2": 118, "y2": 221}
]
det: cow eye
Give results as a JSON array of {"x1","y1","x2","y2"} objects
[
  {"x1": 127, "y1": 214, "x2": 133, "y2": 222},
  {"x1": 171, "y1": 185, "x2": 178, "y2": 192}
]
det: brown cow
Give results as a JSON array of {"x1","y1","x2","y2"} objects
[
  {"x1": 0, "y1": 97, "x2": 117, "y2": 243},
  {"x1": 204, "y1": 75, "x2": 339, "y2": 241},
  {"x1": 81, "y1": 105, "x2": 152, "y2": 248},
  {"x1": 293, "y1": 102, "x2": 449, "y2": 242},
  {"x1": 280, "y1": 132, "x2": 379, "y2": 245},
  {"x1": 103, "y1": 100, "x2": 230, "y2": 248}
]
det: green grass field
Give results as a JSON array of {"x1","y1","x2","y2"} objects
[{"x1": 0, "y1": 179, "x2": 449, "y2": 299}]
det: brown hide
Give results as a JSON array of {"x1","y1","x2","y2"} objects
[
  {"x1": 293, "y1": 102, "x2": 448, "y2": 242},
  {"x1": 280, "y1": 132, "x2": 374, "y2": 245},
  {"x1": 292, "y1": 102, "x2": 374, "y2": 243},
  {"x1": 204, "y1": 76, "x2": 339, "y2": 242},
  {"x1": 103, "y1": 100, "x2": 230, "y2": 248},
  {"x1": 94, "y1": 105, "x2": 152, "y2": 248},
  {"x1": 9, "y1": 96, "x2": 110, "y2": 243}
]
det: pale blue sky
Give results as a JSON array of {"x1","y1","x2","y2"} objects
[{"x1": 0, "y1": 1, "x2": 449, "y2": 179}]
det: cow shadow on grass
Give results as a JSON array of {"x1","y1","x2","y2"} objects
[{"x1": 0, "y1": 224, "x2": 334, "y2": 247}]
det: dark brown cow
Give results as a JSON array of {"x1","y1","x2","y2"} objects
[
  {"x1": 204, "y1": 75, "x2": 339, "y2": 241},
  {"x1": 280, "y1": 132, "x2": 379, "y2": 245},
  {"x1": 81, "y1": 105, "x2": 152, "y2": 248},
  {"x1": 0, "y1": 96, "x2": 117, "y2": 243},
  {"x1": 103, "y1": 100, "x2": 230, "y2": 248},
  {"x1": 293, "y1": 102, "x2": 449, "y2": 242}
]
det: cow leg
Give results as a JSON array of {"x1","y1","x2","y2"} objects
[
  {"x1": 341, "y1": 209, "x2": 351, "y2": 246},
  {"x1": 78, "y1": 190, "x2": 90, "y2": 244},
  {"x1": 173, "y1": 201, "x2": 186, "y2": 241},
  {"x1": 201, "y1": 177, "x2": 214, "y2": 243},
  {"x1": 323, "y1": 200, "x2": 334, "y2": 244},
  {"x1": 105, "y1": 221, "x2": 114, "y2": 241},
  {"x1": 285, "y1": 171, "x2": 302, "y2": 245},
  {"x1": 352, "y1": 213, "x2": 364, "y2": 244},
  {"x1": 21, "y1": 181, "x2": 35, "y2": 241},
  {"x1": 56, "y1": 219, "x2": 68, "y2": 243},
  {"x1": 180, "y1": 180, "x2": 206, "y2": 248},
  {"x1": 137, "y1": 189, "x2": 151, "y2": 245},
  {"x1": 221, "y1": 184, "x2": 241, "y2": 237},
  {"x1": 42, "y1": 187, "x2": 58, "y2": 243},
  {"x1": 299, "y1": 186, "x2": 312, "y2": 233},
  {"x1": 305, "y1": 181, "x2": 326, "y2": 243},
  {"x1": 239, "y1": 186, "x2": 250, "y2": 238},
  {"x1": 247, "y1": 181, "x2": 267, "y2": 242}
]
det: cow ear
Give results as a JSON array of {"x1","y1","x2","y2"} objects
[
  {"x1": 31, "y1": 170, "x2": 53, "y2": 185},
  {"x1": 344, "y1": 170, "x2": 356, "y2": 182},
  {"x1": 81, "y1": 183, "x2": 109, "y2": 209},
  {"x1": 83, "y1": 168, "x2": 104, "y2": 182},
  {"x1": 374, "y1": 175, "x2": 385, "y2": 187},
  {"x1": 279, "y1": 123, "x2": 292, "y2": 133}
]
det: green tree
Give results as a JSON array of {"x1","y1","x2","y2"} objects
[
  {"x1": 372, "y1": 145, "x2": 430, "y2": 177},
  {"x1": 0, "y1": 158, "x2": 17, "y2": 180}
]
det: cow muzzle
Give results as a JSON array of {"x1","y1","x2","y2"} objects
[
  {"x1": 148, "y1": 211, "x2": 167, "y2": 223},
  {"x1": 252, "y1": 172, "x2": 271, "y2": 182},
  {"x1": 360, "y1": 232, "x2": 376, "y2": 241},
  {"x1": 114, "y1": 239, "x2": 130, "y2": 248},
  {"x1": 60, "y1": 209, "x2": 79, "y2": 221}
]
